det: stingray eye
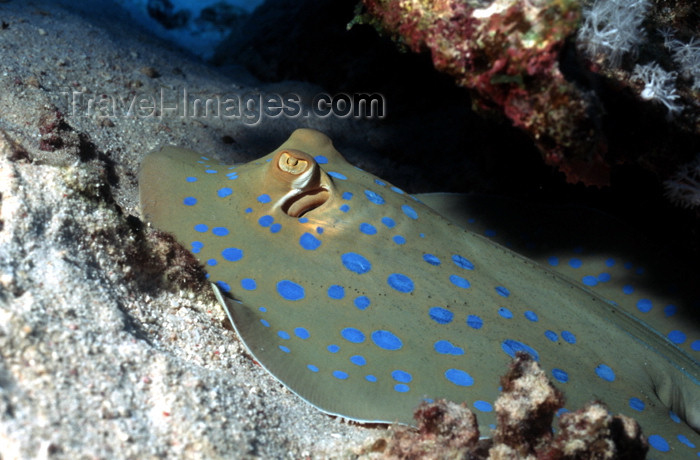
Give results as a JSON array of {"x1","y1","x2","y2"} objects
[{"x1": 278, "y1": 151, "x2": 309, "y2": 175}]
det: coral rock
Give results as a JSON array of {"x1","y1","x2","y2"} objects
[{"x1": 359, "y1": 0, "x2": 610, "y2": 185}]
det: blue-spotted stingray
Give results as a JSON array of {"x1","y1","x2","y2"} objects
[{"x1": 139, "y1": 129, "x2": 699, "y2": 457}]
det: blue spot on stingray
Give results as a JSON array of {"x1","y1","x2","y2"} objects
[
  {"x1": 664, "y1": 304, "x2": 677, "y2": 317},
  {"x1": 365, "y1": 375, "x2": 377, "y2": 382},
  {"x1": 245, "y1": 208, "x2": 252, "y2": 213},
  {"x1": 391, "y1": 186, "x2": 404, "y2": 194},
  {"x1": 648, "y1": 435, "x2": 670, "y2": 452},
  {"x1": 300, "y1": 232, "x2": 322, "y2": 250},
  {"x1": 595, "y1": 364, "x2": 615, "y2": 382},
  {"x1": 212, "y1": 227, "x2": 229, "y2": 236},
  {"x1": 677, "y1": 434, "x2": 695, "y2": 448},
  {"x1": 450, "y1": 275, "x2": 470, "y2": 289},
  {"x1": 552, "y1": 369, "x2": 568, "y2": 383},
  {"x1": 258, "y1": 215, "x2": 273, "y2": 227},
  {"x1": 316, "y1": 227, "x2": 324, "y2": 234},
  {"x1": 637, "y1": 298, "x2": 652, "y2": 313},
  {"x1": 402, "y1": 205, "x2": 418, "y2": 219},
  {"x1": 328, "y1": 171, "x2": 347, "y2": 180},
  {"x1": 260, "y1": 319, "x2": 270, "y2": 327},
  {"x1": 393, "y1": 235, "x2": 406, "y2": 245},
  {"x1": 307, "y1": 364, "x2": 319, "y2": 372},
  {"x1": 394, "y1": 384, "x2": 409, "y2": 392},
  {"x1": 605, "y1": 258, "x2": 615, "y2": 267},
  {"x1": 524, "y1": 311, "x2": 538, "y2": 322},
  {"x1": 342, "y1": 192, "x2": 353, "y2": 200},
  {"x1": 327, "y1": 285, "x2": 345, "y2": 299},
  {"x1": 226, "y1": 172, "x2": 238, "y2": 180},
  {"x1": 452, "y1": 254, "x2": 475, "y2": 270},
  {"x1": 371, "y1": 330, "x2": 403, "y2": 350},
  {"x1": 217, "y1": 187, "x2": 233, "y2": 198},
  {"x1": 622, "y1": 284, "x2": 634, "y2": 294},
  {"x1": 474, "y1": 401, "x2": 493, "y2": 412},
  {"x1": 339, "y1": 204, "x2": 350, "y2": 212},
  {"x1": 270, "y1": 223, "x2": 281, "y2": 233},
  {"x1": 498, "y1": 307, "x2": 513, "y2": 319},
  {"x1": 669, "y1": 410, "x2": 681, "y2": 423},
  {"x1": 333, "y1": 370, "x2": 349, "y2": 380},
  {"x1": 279, "y1": 346, "x2": 290, "y2": 353},
  {"x1": 364, "y1": 190, "x2": 385, "y2": 205},
  {"x1": 294, "y1": 327, "x2": 310, "y2": 339},
  {"x1": 545, "y1": 330, "x2": 558, "y2": 342},
  {"x1": 277, "y1": 280, "x2": 305, "y2": 301},
  {"x1": 692, "y1": 340, "x2": 700, "y2": 351},
  {"x1": 667, "y1": 330, "x2": 686, "y2": 344},
  {"x1": 466, "y1": 315, "x2": 483, "y2": 329},
  {"x1": 495, "y1": 286, "x2": 510, "y2": 297},
  {"x1": 215, "y1": 281, "x2": 230, "y2": 293},
  {"x1": 561, "y1": 331, "x2": 576, "y2": 344},
  {"x1": 222, "y1": 247, "x2": 243, "y2": 262},
  {"x1": 354, "y1": 296, "x2": 370, "y2": 310},
  {"x1": 381, "y1": 217, "x2": 395, "y2": 228},
  {"x1": 423, "y1": 254, "x2": 441, "y2": 266},
  {"x1": 314, "y1": 155, "x2": 328, "y2": 164},
  {"x1": 257, "y1": 194, "x2": 271, "y2": 203},
  {"x1": 569, "y1": 258, "x2": 582, "y2": 268},
  {"x1": 278, "y1": 330, "x2": 290, "y2": 340},
  {"x1": 429, "y1": 307, "x2": 453, "y2": 324},
  {"x1": 350, "y1": 355, "x2": 366, "y2": 366},
  {"x1": 342, "y1": 327, "x2": 365, "y2": 343},
  {"x1": 299, "y1": 217, "x2": 308, "y2": 223},
  {"x1": 434, "y1": 340, "x2": 464, "y2": 355},
  {"x1": 205, "y1": 169, "x2": 217, "y2": 174},
  {"x1": 582, "y1": 275, "x2": 598, "y2": 286},
  {"x1": 629, "y1": 397, "x2": 645, "y2": 411},
  {"x1": 194, "y1": 224, "x2": 208, "y2": 233},
  {"x1": 327, "y1": 344, "x2": 340, "y2": 353},
  {"x1": 359, "y1": 223, "x2": 377, "y2": 235},
  {"x1": 190, "y1": 241, "x2": 203, "y2": 254},
  {"x1": 183, "y1": 197, "x2": 197, "y2": 206},
  {"x1": 186, "y1": 176, "x2": 197, "y2": 182},
  {"x1": 342, "y1": 252, "x2": 372, "y2": 274},
  {"x1": 445, "y1": 369, "x2": 474, "y2": 387},
  {"x1": 374, "y1": 179, "x2": 386, "y2": 186},
  {"x1": 388, "y1": 273, "x2": 413, "y2": 293},
  {"x1": 241, "y1": 278, "x2": 256, "y2": 290},
  {"x1": 392, "y1": 370, "x2": 412, "y2": 383},
  {"x1": 548, "y1": 256, "x2": 559, "y2": 266},
  {"x1": 597, "y1": 273, "x2": 611, "y2": 282},
  {"x1": 501, "y1": 339, "x2": 539, "y2": 361}
]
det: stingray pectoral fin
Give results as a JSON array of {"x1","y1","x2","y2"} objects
[
  {"x1": 417, "y1": 192, "x2": 700, "y2": 434},
  {"x1": 139, "y1": 145, "x2": 206, "y2": 226},
  {"x1": 413, "y1": 193, "x2": 473, "y2": 228},
  {"x1": 212, "y1": 283, "x2": 408, "y2": 424}
]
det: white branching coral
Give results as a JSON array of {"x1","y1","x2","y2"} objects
[
  {"x1": 577, "y1": 0, "x2": 650, "y2": 66},
  {"x1": 665, "y1": 154, "x2": 700, "y2": 209},
  {"x1": 660, "y1": 29, "x2": 700, "y2": 91},
  {"x1": 631, "y1": 63, "x2": 682, "y2": 115}
]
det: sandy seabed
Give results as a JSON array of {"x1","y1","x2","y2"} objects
[{"x1": 0, "y1": 1, "x2": 385, "y2": 458}]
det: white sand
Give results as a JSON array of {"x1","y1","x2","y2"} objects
[{"x1": 0, "y1": 1, "x2": 388, "y2": 458}]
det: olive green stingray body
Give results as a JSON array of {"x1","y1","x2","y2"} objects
[{"x1": 139, "y1": 129, "x2": 699, "y2": 457}]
